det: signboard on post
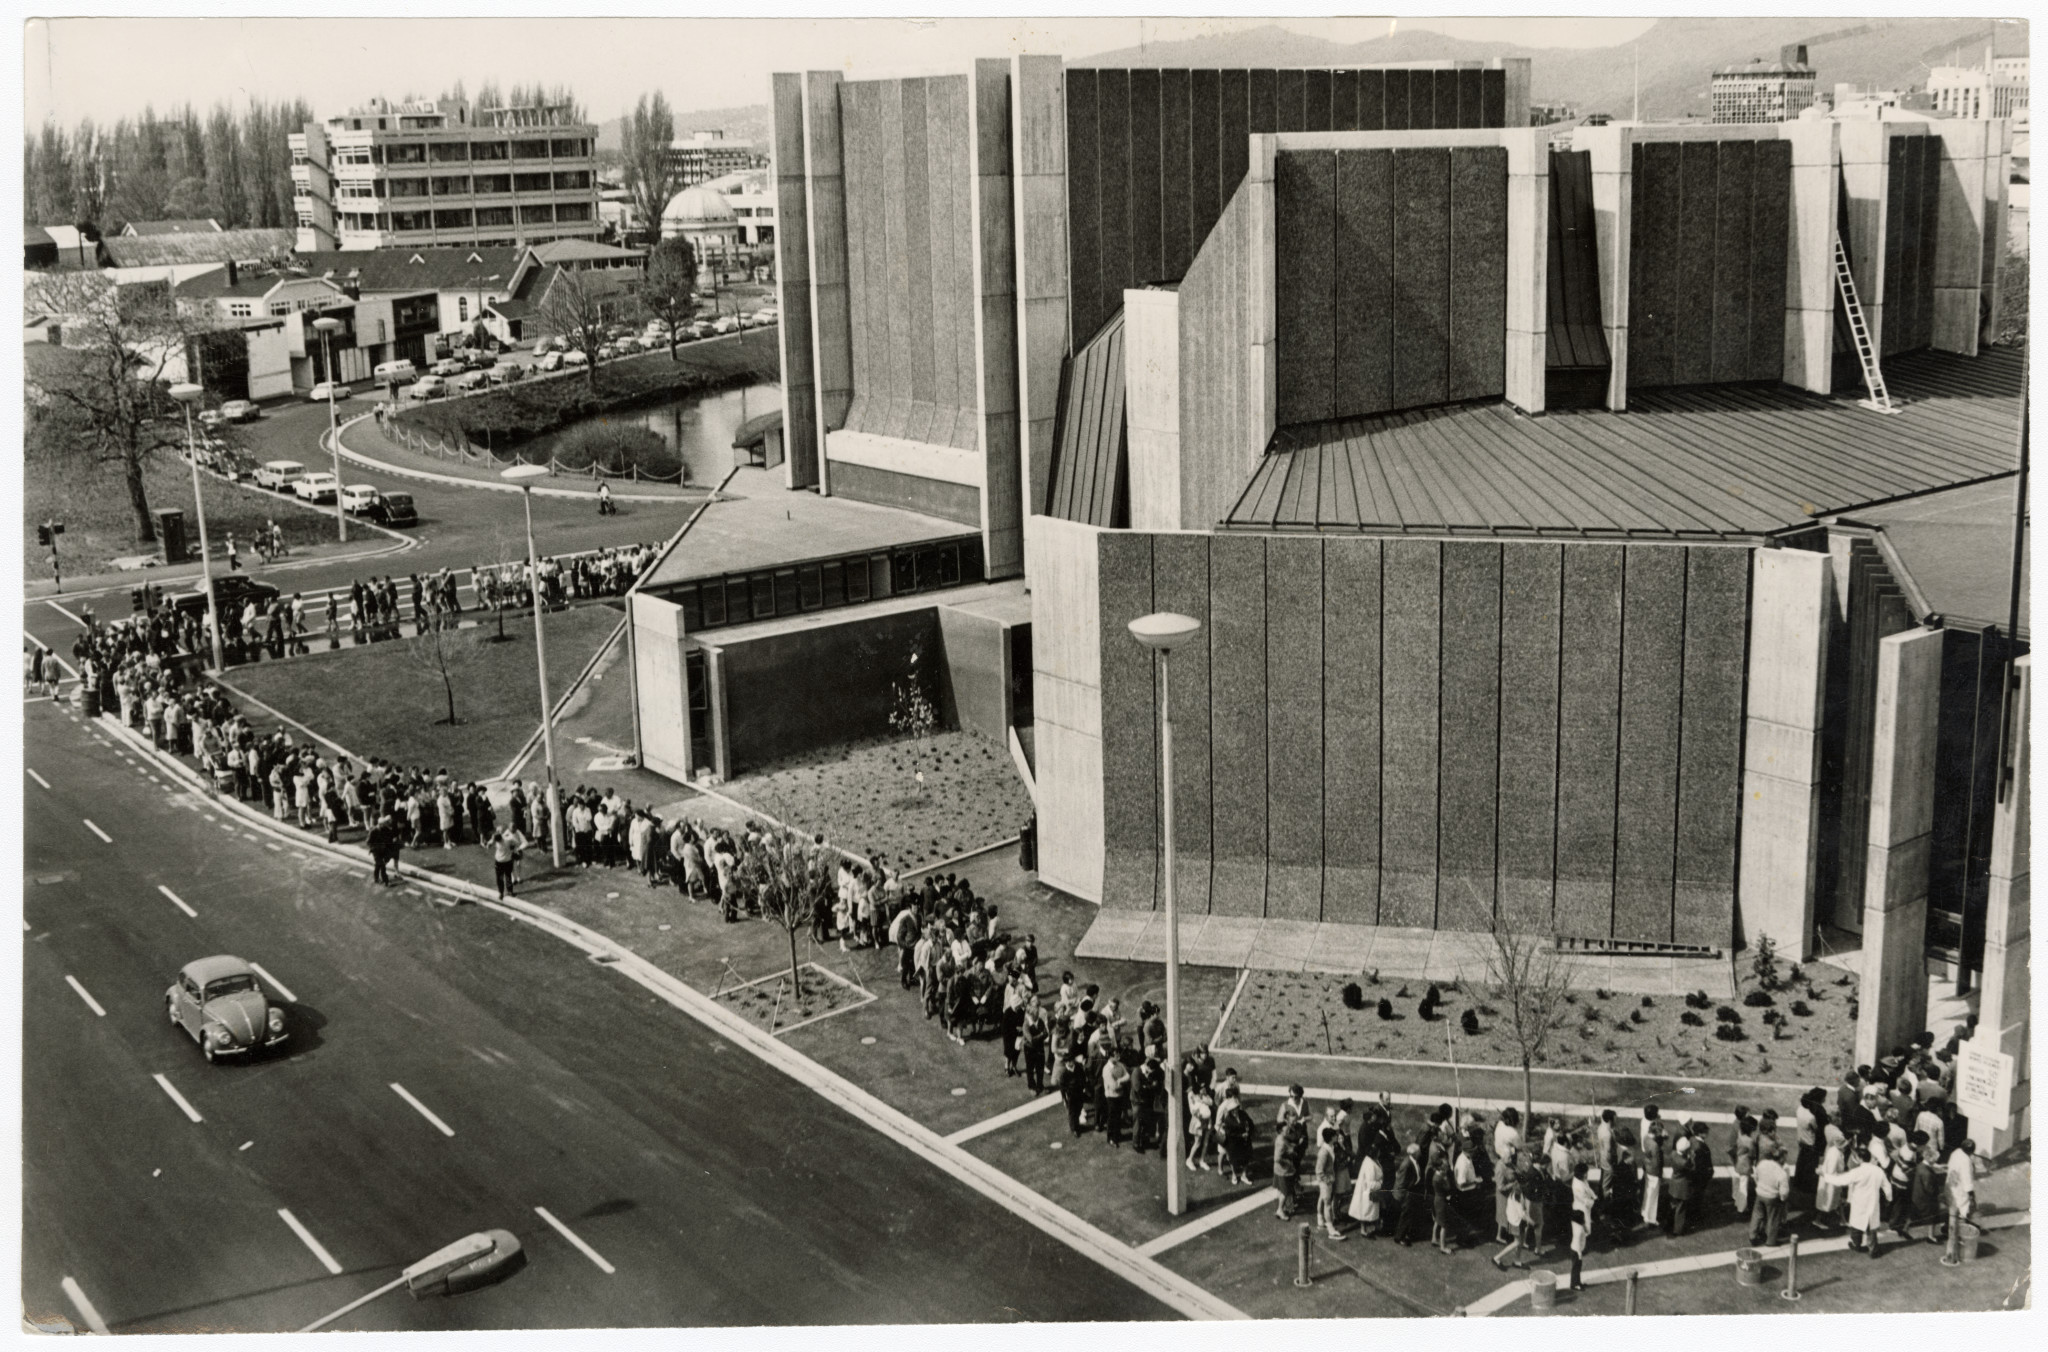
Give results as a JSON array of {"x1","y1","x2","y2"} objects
[{"x1": 1956, "y1": 1041, "x2": 2014, "y2": 1127}]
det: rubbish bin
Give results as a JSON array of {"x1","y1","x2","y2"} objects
[
  {"x1": 1018, "y1": 816, "x2": 1038, "y2": 872},
  {"x1": 1735, "y1": 1248, "x2": 1763, "y2": 1286},
  {"x1": 78, "y1": 686, "x2": 100, "y2": 718},
  {"x1": 1959, "y1": 1220, "x2": 1983, "y2": 1262},
  {"x1": 155, "y1": 507, "x2": 187, "y2": 565},
  {"x1": 1528, "y1": 1269, "x2": 1557, "y2": 1311}
]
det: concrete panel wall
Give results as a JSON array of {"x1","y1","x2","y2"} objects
[
  {"x1": 1627, "y1": 137, "x2": 1791, "y2": 389},
  {"x1": 1838, "y1": 121, "x2": 1892, "y2": 359},
  {"x1": 935, "y1": 600, "x2": 1014, "y2": 745},
  {"x1": 1208, "y1": 533, "x2": 1269, "y2": 915},
  {"x1": 720, "y1": 607, "x2": 945, "y2": 775},
  {"x1": 803, "y1": 71, "x2": 853, "y2": 477},
  {"x1": 1335, "y1": 148, "x2": 1395, "y2": 419},
  {"x1": 970, "y1": 59, "x2": 1025, "y2": 579},
  {"x1": 771, "y1": 73, "x2": 820, "y2": 489},
  {"x1": 1504, "y1": 129, "x2": 1549, "y2": 414},
  {"x1": 1931, "y1": 119, "x2": 1989, "y2": 356},
  {"x1": 1123, "y1": 288, "x2": 1182, "y2": 531},
  {"x1": 1265, "y1": 535, "x2": 1324, "y2": 919},
  {"x1": 1013, "y1": 54, "x2": 1069, "y2": 519},
  {"x1": 1057, "y1": 532, "x2": 1752, "y2": 936},
  {"x1": 1780, "y1": 119, "x2": 1838, "y2": 394},
  {"x1": 1176, "y1": 179, "x2": 1255, "y2": 530},
  {"x1": 1580, "y1": 124, "x2": 1632, "y2": 408},
  {"x1": 630, "y1": 592, "x2": 691, "y2": 783},
  {"x1": 1737, "y1": 548, "x2": 1834, "y2": 961},
  {"x1": 1390, "y1": 147, "x2": 1452, "y2": 411},
  {"x1": 1028, "y1": 513, "x2": 1104, "y2": 902},
  {"x1": 1968, "y1": 656, "x2": 2029, "y2": 1155}
]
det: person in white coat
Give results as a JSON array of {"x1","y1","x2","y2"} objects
[
  {"x1": 1821, "y1": 1145, "x2": 1894, "y2": 1258},
  {"x1": 1938, "y1": 1137, "x2": 1977, "y2": 1243},
  {"x1": 1346, "y1": 1146, "x2": 1384, "y2": 1234}
]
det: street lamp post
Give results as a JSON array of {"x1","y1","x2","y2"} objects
[
  {"x1": 170, "y1": 383, "x2": 226, "y2": 673},
  {"x1": 313, "y1": 316, "x2": 347, "y2": 542},
  {"x1": 502, "y1": 464, "x2": 566, "y2": 868},
  {"x1": 1128, "y1": 610, "x2": 1203, "y2": 1217}
]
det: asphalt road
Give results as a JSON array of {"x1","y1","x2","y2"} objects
[{"x1": 22, "y1": 698, "x2": 1176, "y2": 1331}]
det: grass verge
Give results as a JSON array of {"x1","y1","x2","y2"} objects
[{"x1": 26, "y1": 454, "x2": 338, "y2": 575}]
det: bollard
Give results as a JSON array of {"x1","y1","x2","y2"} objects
[
  {"x1": 1624, "y1": 1268, "x2": 1639, "y2": 1315},
  {"x1": 1779, "y1": 1234, "x2": 1801, "y2": 1301},
  {"x1": 1294, "y1": 1223, "x2": 1312, "y2": 1287}
]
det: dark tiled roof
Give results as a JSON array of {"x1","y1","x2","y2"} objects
[
  {"x1": 101, "y1": 228, "x2": 295, "y2": 268},
  {"x1": 296, "y1": 246, "x2": 526, "y2": 293},
  {"x1": 174, "y1": 269, "x2": 284, "y2": 299},
  {"x1": 1226, "y1": 346, "x2": 2025, "y2": 541},
  {"x1": 123, "y1": 218, "x2": 222, "y2": 236}
]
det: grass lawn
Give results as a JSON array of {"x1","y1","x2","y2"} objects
[
  {"x1": 223, "y1": 603, "x2": 624, "y2": 782},
  {"x1": 718, "y1": 729, "x2": 1033, "y2": 870},
  {"x1": 25, "y1": 454, "x2": 337, "y2": 575},
  {"x1": 1224, "y1": 956, "x2": 1858, "y2": 1087}
]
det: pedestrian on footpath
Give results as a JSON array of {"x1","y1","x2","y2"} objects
[
  {"x1": 1824, "y1": 1145, "x2": 1893, "y2": 1258},
  {"x1": 1315, "y1": 1126, "x2": 1346, "y2": 1240},
  {"x1": 1133, "y1": 1046, "x2": 1165, "y2": 1153},
  {"x1": 1491, "y1": 1150, "x2": 1528, "y2": 1270},
  {"x1": 491, "y1": 825, "x2": 525, "y2": 898},
  {"x1": 1639, "y1": 1107, "x2": 1666, "y2": 1232},
  {"x1": 226, "y1": 533, "x2": 240, "y2": 571},
  {"x1": 1937, "y1": 1138, "x2": 1976, "y2": 1245},
  {"x1": 1218, "y1": 1090, "x2": 1254, "y2": 1185},
  {"x1": 1668, "y1": 1135, "x2": 1697, "y2": 1236},
  {"x1": 1750, "y1": 1141, "x2": 1791, "y2": 1246},
  {"x1": 1273, "y1": 1117, "x2": 1305, "y2": 1220},
  {"x1": 1346, "y1": 1133, "x2": 1384, "y2": 1236},
  {"x1": 1101, "y1": 1052, "x2": 1131, "y2": 1147}
]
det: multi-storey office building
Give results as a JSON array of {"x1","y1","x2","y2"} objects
[
  {"x1": 291, "y1": 98, "x2": 600, "y2": 253},
  {"x1": 1711, "y1": 46, "x2": 1820, "y2": 123}
]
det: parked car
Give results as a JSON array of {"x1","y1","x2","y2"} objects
[
  {"x1": 411, "y1": 374, "x2": 448, "y2": 399},
  {"x1": 712, "y1": 317, "x2": 740, "y2": 335},
  {"x1": 373, "y1": 359, "x2": 418, "y2": 385},
  {"x1": 169, "y1": 574, "x2": 280, "y2": 618},
  {"x1": 488, "y1": 362, "x2": 524, "y2": 384},
  {"x1": 339, "y1": 484, "x2": 382, "y2": 515},
  {"x1": 536, "y1": 351, "x2": 564, "y2": 372},
  {"x1": 754, "y1": 306, "x2": 779, "y2": 323},
  {"x1": 220, "y1": 399, "x2": 260, "y2": 423},
  {"x1": 429, "y1": 358, "x2": 465, "y2": 377},
  {"x1": 452, "y1": 370, "x2": 489, "y2": 392},
  {"x1": 308, "y1": 381, "x2": 352, "y2": 403},
  {"x1": 561, "y1": 349, "x2": 589, "y2": 368},
  {"x1": 462, "y1": 348, "x2": 496, "y2": 369},
  {"x1": 198, "y1": 409, "x2": 226, "y2": 430},
  {"x1": 166, "y1": 955, "x2": 288, "y2": 1063},
  {"x1": 293, "y1": 471, "x2": 340, "y2": 503},
  {"x1": 686, "y1": 321, "x2": 712, "y2": 339},
  {"x1": 369, "y1": 491, "x2": 417, "y2": 526},
  {"x1": 253, "y1": 460, "x2": 306, "y2": 491}
]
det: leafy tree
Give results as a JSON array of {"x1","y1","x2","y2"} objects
[
  {"x1": 620, "y1": 92, "x2": 682, "y2": 245},
  {"x1": 25, "y1": 272, "x2": 209, "y2": 543},
  {"x1": 642, "y1": 235, "x2": 697, "y2": 359}
]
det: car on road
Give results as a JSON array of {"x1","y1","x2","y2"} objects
[
  {"x1": 462, "y1": 348, "x2": 496, "y2": 370},
  {"x1": 293, "y1": 471, "x2": 340, "y2": 503},
  {"x1": 411, "y1": 374, "x2": 448, "y2": 399},
  {"x1": 254, "y1": 459, "x2": 306, "y2": 491},
  {"x1": 536, "y1": 351, "x2": 564, "y2": 372},
  {"x1": 307, "y1": 381, "x2": 352, "y2": 403},
  {"x1": 431, "y1": 358, "x2": 467, "y2": 377},
  {"x1": 373, "y1": 359, "x2": 418, "y2": 385},
  {"x1": 169, "y1": 574, "x2": 280, "y2": 617},
  {"x1": 220, "y1": 399, "x2": 260, "y2": 423},
  {"x1": 166, "y1": 955, "x2": 288, "y2": 1063},
  {"x1": 340, "y1": 484, "x2": 382, "y2": 515},
  {"x1": 368, "y1": 491, "x2": 417, "y2": 526},
  {"x1": 452, "y1": 370, "x2": 489, "y2": 393},
  {"x1": 562, "y1": 349, "x2": 589, "y2": 367}
]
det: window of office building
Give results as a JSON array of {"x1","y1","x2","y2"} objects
[
  {"x1": 388, "y1": 177, "x2": 430, "y2": 199},
  {"x1": 429, "y1": 142, "x2": 470, "y2": 162},
  {"x1": 391, "y1": 211, "x2": 432, "y2": 232},
  {"x1": 472, "y1": 141, "x2": 509, "y2": 161},
  {"x1": 513, "y1": 139, "x2": 552, "y2": 160},
  {"x1": 434, "y1": 209, "x2": 473, "y2": 230},
  {"x1": 387, "y1": 143, "x2": 427, "y2": 165},
  {"x1": 554, "y1": 202, "x2": 593, "y2": 223},
  {"x1": 520, "y1": 204, "x2": 556, "y2": 225},
  {"x1": 475, "y1": 206, "x2": 515, "y2": 228},
  {"x1": 431, "y1": 175, "x2": 471, "y2": 196},
  {"x1": 553, "y1": 170, "x2": 592, "y2": 191},
  {"x1": 514, "y1": 172, "x2": 553, "y2": 193},
  {"x1": 551, "y1": 138, "x2": 589, "y2": 158},
  {"x1": 473, "y1": 174, "x2": 512, "y2": 194}
]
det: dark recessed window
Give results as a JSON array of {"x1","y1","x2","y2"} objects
[
  {"x1": 798, "y1": 564, "x2": 823, "y2": 610},
  {"x1": 892, "y1": 551, "x2": 917, "y2": 596},
  {"x1": 846, "y1": 559, "x2": 871, "y2": 604},
  {"x1": 750, "y1": 572, "x2": 775, "y2": 620},
  {"x1": 678, "y1": 585, "x2": 701, "y2": 632},
  {"x1": 701, "y1": 580, "x2": 726, "y2": 627},
  {"x1": 774, "y1": 569, "x2": 800, "y2": 616},
  {"x1": 820, "y1": 560, "x2": 845, "y2": 609}
]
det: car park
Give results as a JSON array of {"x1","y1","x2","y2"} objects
[
  {"x1": 340, "y1": 484, "x2": 382, "y2": 515},
  {"x1": 369, "y1": 491, "x2": 417, "y2": 526},
  {"x1": 293, "y1": 471, "x2": 340, "y2": 503},
  {"x1": 170, "y1": 574, "x2": 280, "y2": 617},
  {"x1": 166, "y1": 955, "x2": 288, "y2": 1063},
  {"x1": 254, "y1": 459, "x2": 306, "y2": 491},
  {"x1": 307, "y1": 381, "x2": 352, "y2": 403},
  {"x1": 411, "y1": 374, "x2": 448, "y2": 399}
]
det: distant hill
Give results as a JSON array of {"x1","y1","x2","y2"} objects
[
  {"x1": 596, "y1": 103, "x2": 770, "y2": 156},
  {"x1": 1074, "y1": 17, "x2": 2028, "y2": 121}
]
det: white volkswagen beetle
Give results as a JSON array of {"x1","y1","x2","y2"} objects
[{"x1": 167, "y1": 955, "x2": 288, "y2": 1062}]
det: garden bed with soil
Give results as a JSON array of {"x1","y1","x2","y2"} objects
[
  {"x1": 716, "y1": 729, "x2": 1032, "y2": 870},
  {"x1": 1219, "y1": 951, "x2": 1860, "y2": 1086},
  {"x1": 713, "y1": 961, "x2": 876, "y2": 1035}
]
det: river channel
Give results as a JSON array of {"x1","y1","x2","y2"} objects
[{"x1": 524, "y1": 381, "x2": 782, "y2": 486}]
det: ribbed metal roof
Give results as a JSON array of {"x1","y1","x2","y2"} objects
[{"x1": 1225, "y1": 346, "x2": 2024, "y2": 540}]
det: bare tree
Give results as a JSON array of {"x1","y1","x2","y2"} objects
[
  {"x1": 1481, "y1": 920, "x2": 1578, "y2": 1134},
  {"x1": 406, "y1": 616, "x2": 474, "y2": 726},
  {"x1": 888, "y1": 642, "x2": 941, "y2": 803},
  {"x1": 26, "y1": 272, "x2": 209, "y2": 543},
  {"x1": 619, "y1": 92, "x2": 682, "y2": 246},
  {"x1": 534, "y1": 265, "x2": 634, "y2": 391},
  {"x1": 734, "y1": 824, "x2": 838, "y2": 1006},
  {"x1": 642, "y1": 236, "x2": 698, "y2": 360}
]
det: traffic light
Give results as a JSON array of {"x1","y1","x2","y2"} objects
[{"x1": 36, "y1": 524, "x2": 50, "y2": 547}]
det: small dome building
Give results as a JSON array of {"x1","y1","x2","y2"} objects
[{"x1": 661, "y1": 185, "x2": 740, "y2": 263}]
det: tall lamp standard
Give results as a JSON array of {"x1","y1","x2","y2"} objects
[
  {"x1": 312, "y1": 316, "x2": 347, "y2": 542},
  {"x1": 169, "y1": 383, "x2": 225, "y2": 673},
  {"x1": 1128, "y1": 610, "x2": 1202, "y2": 1217},
  {"x1": 502, "y1": 464, "x2": 566, "y2": 867}
]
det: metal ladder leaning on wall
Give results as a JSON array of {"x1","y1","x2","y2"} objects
[{"x1": 1834, "y1": 235, "x2": 1899, "y2": 415}]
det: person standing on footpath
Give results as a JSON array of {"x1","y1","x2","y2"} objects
[
  {"x1": 1823, "y1": 1144, "x2": 1894, "y2": 1258},
  {"x1": 1938, "y1": 1137, "x2": 1976, "y2": 1245},
  {"x1": 1315, "y1": 1125, "x2": 1347, "y2": 1241},
  {"x1": 1639, "y1": 1107, "x2": 1666, "y2": 1232},
  {"x1": 490, "y1": 824, "x2": 525, "y2": 898},
  {"x1": 1750, "y1": 1141, "x2": 1791, "y2": 1246},
  {"x1": 1273, "y1": 1117, "x2": 1305, "y2": 1221}
]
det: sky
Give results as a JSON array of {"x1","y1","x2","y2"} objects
[{"x1": 23, "y1": 14, "x2": 1665, "y2": 129}]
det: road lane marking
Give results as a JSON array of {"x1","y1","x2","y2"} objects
[
  {"x1": 60, "y1": 1277, "x2": 110, "y2": 1335},
  {"x1": 64, "y1": 976, "x2": 106, "y2": 1018},
  {"x1": 82, "y1": 819, "x2": 112, "y2": 844},
  {"x1": 247, "y1": 962, "x2": 296, "y2": 1002},
  {"x1": 152, "y1": 1074, "x2": 204, "y2": 1123},
  {"x1": 277, "y1": 1209, "x2": 344, "y2": 1275},
  {"x1": 533, "y1": 1206, "x2": 615, "y2": 1274},
  {"x1": 158, "y1": 885, "x2": 197, "y2": 918},
  {"x1": 27, "y1": 768, "x2": 50, "y2": 789},
  {"x1": 944, "y1": 1091, "x2": 1063, "y2": 1145},
  {"x1": 45, "y1": 599, "x2": 89, "y2": 626},
  {"x1": 390, "y1": 1082, "x2": 454, "y2": 1136}
]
